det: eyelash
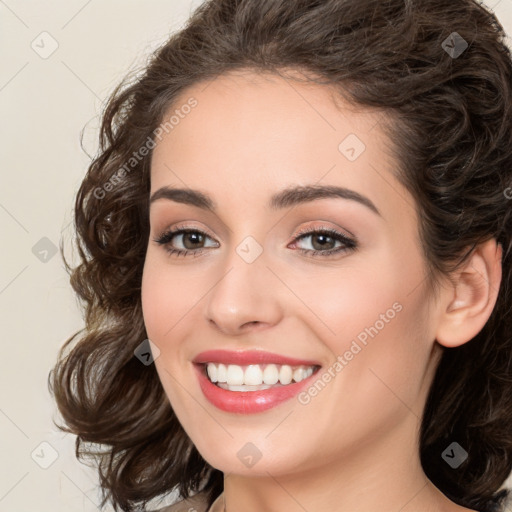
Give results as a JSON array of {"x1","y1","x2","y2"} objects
[{"x1": 152, "y1": 224, "x2": 358, "y2": 259}]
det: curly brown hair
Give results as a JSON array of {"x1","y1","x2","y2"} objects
[{"x1": 48, "y1": 0, "x2": 512, "y2": 511}]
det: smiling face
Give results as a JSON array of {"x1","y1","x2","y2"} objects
[{"x1": 141, "y1": 69, "x2": 444, "y2": 481}]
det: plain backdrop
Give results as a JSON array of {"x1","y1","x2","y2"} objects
[{"x1": 1, "y1": 1, "x2": 511, "y2": 511}]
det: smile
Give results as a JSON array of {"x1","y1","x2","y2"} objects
[
  {"x1": 205, "y1": 362, "x2": 317, "y2": 388},
  {"x1": 193, "y1": 362, "x2": 321, "y2": 414}
]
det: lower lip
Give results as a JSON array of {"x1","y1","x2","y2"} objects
[{"x1": 193, "y1": 363, "x2": 319, "y2": 414}]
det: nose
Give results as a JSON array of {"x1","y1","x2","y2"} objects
[{"x1": 204, "y1": 251, "x2": 285, "y2": 336}]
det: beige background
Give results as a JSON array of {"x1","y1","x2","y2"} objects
[{"x1": 1, "y1": 1, "x2": 511, "y2": 510}]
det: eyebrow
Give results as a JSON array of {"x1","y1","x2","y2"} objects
[{"x1": 149, "y1": 184, "x2": 382, "y2": 217}]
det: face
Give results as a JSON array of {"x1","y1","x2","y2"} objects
[{"x1": 141, "y1": 70, "x2": 442, "y2": 477}]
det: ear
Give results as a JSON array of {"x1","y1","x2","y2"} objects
[{"x1": 435, "y1": 238, "x2": 503, "y2": 348}]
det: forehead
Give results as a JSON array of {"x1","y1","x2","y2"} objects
[
  {"x1": 153, "y1": 69, "x2": 384, "y2": 159},
  {"x1": 149, "y1": 69, "x2": 410, "y2": 223}
]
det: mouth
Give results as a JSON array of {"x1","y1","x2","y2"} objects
[
  {"x1": 196, "y1": 362, "x2": 321, "y2": 391},
  {"x1": 193, "y1": 361, "x2": 322, "y2": 414}
]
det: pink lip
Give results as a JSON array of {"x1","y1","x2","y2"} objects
[
  {"x1": 192, "y1": 349, "x2": 321, "y2": 367},
  {"x1": 193, "y1": 362, "x2": 320, "y2": 414}
]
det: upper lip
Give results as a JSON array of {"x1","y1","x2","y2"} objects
[{"x1": 192, "y1": 349, "x2": 321, "y2": 367}]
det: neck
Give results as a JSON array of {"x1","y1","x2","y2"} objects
[{"x1": 219, "y1": 413, "x2": 456, "y2": 512}]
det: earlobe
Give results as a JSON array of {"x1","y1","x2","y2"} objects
[{"x1": 435, "y1": 238, "x2": 502, "y2": 348}]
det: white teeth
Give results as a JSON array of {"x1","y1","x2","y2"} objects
[
  {"x1": 244, "y1": 365, "x2": 263, "y2": 385},
  {"x1": 279, "y1": 365, "x2": 293, "y2": 385},
  {"x1": 206, "y1": 364, "x2": 217, "y2": 383},
  {"x1": 226, "y1": 365, "x2": 244, "y2": 385},
  {"x1": 205, "y1": 362, "x2": 316, "y2": 387},
  {"x1": 293, "y1": 367, "x2": 306, "y2": 382},
  {"x1": 263, "y1": 364, "x2": 279, "y2": 385},
  {"x1": 217, "y1": 363, "x2": 227, "y2": 383},
  {"x1": 217, "y1": 383, "x2": 274, "y2": 392}
]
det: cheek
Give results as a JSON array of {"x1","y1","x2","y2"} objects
[
  {"x1": 288, "y1": 256, "x2": 400, "y2": 348},
  {"x1": 141, "y1": 257, "x2": 163, "y2": 337},
  {"x1": 292, "y1": 248, "x2": 432, "y2": 403},
  {"x1": 141, "y1": 254, "x2": 198, "y2": 339},
  {"x1": 141, "y1": 258, "x2": 190, "y2": 406}
]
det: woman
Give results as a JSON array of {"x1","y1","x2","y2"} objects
[{"x1": 48, "y1": 0, "x2": 512, "y2": 511}]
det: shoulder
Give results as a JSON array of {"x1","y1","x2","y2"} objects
[{"x1": 151, "y1": 491, "x2": 210, "y2": 512}]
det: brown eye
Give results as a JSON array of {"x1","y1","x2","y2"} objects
[
  {"x1": 309, "y1": 233, "x2": 337, "y2": 251},
  {"x1": 291, "y1": 227, "x2": 357, "y2": 258},
  {"x1": 181, "y1": 231, "x2": 206, "y2": 249},
  {"x1": 153, "y1": 228, "x2": 219, "y2": 257}
]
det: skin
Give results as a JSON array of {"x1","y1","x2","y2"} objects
[{"x1": 141, "y1": 69, "x2": 502, "y2": 512}]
